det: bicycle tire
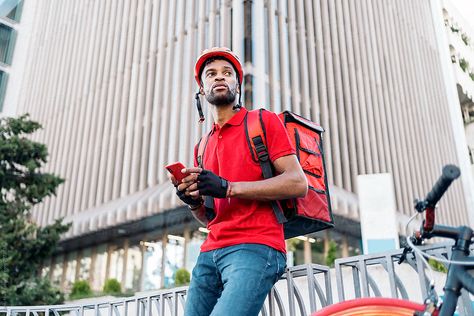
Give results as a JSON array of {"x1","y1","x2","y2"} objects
[{"x1": 311, "y1": 297, "x2": 427, "y2": 316}]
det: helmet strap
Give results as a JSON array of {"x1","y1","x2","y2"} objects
[
  {"x1": 232, "y1": 84, "x2": 242, "y2": 111},
  {"x1": 195, "y1": 92, "x2": 205, "y2": 123}
]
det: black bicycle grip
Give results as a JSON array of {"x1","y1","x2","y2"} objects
[{"x1": 425, "y1": 165, "x2": 460, "y2": 208}]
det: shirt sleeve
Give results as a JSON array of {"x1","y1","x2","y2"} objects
[{"x1": 262, "y1": 110, "x2": 296, "y2": 162}]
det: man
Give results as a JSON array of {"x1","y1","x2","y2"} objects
[{"x1": 171, "y1": 47, "x2": 307, "y2": 316}]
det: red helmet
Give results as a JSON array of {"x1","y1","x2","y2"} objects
[{"x1": 194, "y1": 47, "x2": 243, "y2": 86}]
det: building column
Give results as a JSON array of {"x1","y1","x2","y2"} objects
[
  {"x1": 89, "y1": 246, "x2": 97, "y2": 287},
  {"x1": 105, "y1": 243, "x2": 114, "y2": 281},
  {"x1": 341, "y1": 235, "x2": 349, "y2": 258},
  {"x1": 183, "y1": 225, "x2": 191, "y2": 269},
  {"x1": 160, "y1": 232, "x2": 167, "y2": 288},
  {"x1": 60, "y1": 255, "x2": 68, "y2": 291},
  {"x1": 304, "y1": 239, "x2": 312, "y2": 264},
  {"x1": 49, "y1": 256, "x2": 56, "y2": 282},
  {"x1": 139, "y1": 238, "x2": 147, "y2": 292},
  {"x1": 122, "y1": 238, "x2": 129, "y2": 286},
  {"x1": 75, "y1": 249, "x2": 82, "y2": 281},
  {"x1": 323, "y1": 231, "x2": 330, "y2": 258}
]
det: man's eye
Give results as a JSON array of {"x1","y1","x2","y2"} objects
[
  {"x1": 206, "y1": 72, "x2": 215, "y2": 77},
  {"x1": 224, "y1": 71, "x2": 231, "y2": 76}
]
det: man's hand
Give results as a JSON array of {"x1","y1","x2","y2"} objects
[
  {"x1": 170, "y1": 170, "x2": 203, "y2": 207},
  {"x1": 184, "y1": 168, "x2": 229, "y2": 198}
]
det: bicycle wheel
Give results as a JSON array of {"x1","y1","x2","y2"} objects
[{"x1": 312, "y1": 297, "x2": 426, "y2": 316}]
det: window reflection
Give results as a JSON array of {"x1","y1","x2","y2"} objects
[
  {"x1": 41, "y1": 265, "x2": 50, "y2": 278},
  {"x1": 109, "y1": 246, "x2": 125, "y2": 283},
  {"x1": 0, "y1": 24, "x2": 16, "y2": 64},
  {"x1": 125, "y1": 245, "x2": 142, "y2": 291},
  {"x1": 185, "y1": 230, "x2": 206, "y2": 272},
  {"x1": 64, "y1": 252, "x2": 77, "y2": 291},
  {"x1": 51, "y1": 255, "x2": 64, "y2": 287},
  {"x1": 0, "y1": 0, "x2": 23, "y2": 22},
  {"x1": 78, "y1": 248, "x2": 92, "y2": 281},
  {"x1": 142, "y1": 241, "x2": 163, "y2": 291},
  {"x1": 0, "y1": 70, "x2": 7, "y2": 111},
  {"x1": 164, "y1": 235, "x2": 185, "y2": 288},
  {"x1": 92, "y1": 244, "x2": 107, "y2": 291}
]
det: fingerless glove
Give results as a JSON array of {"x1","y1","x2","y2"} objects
[
  {"x1": 176, "y1": 188, "x2": 203, "y2": 207},
  {"x1": 197, "y1": 170, "x2": 229, "y2": 198}
]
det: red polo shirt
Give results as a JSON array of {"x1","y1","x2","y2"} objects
[{"x1": 194, "y1": 108, "x2": 295, "y2": 253}]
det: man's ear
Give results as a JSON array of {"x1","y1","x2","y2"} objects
[{"x1": 199, "y1": 85, "x2": 205, "y2": 95}]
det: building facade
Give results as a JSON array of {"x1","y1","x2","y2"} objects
[
  {"x1": 8, "y1": 0, "x2": 473, "y2": 293},
  {"x1": 0, "y1": 0, "x2": 24, "y2": 115},
  {"x1": 441, "y1": 0, "x2": 474, "y2": 179}
]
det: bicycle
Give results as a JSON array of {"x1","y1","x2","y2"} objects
[{"x1": 312, "y1": 165, "x2": 474, "y2": 316}]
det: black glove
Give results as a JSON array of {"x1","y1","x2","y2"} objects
[
  {"x1": 176, "y1": 188, "x2": 203, "y2": 208},
  {"x1": 197, "y1": 170, "x2": 229, "y2": 198}
]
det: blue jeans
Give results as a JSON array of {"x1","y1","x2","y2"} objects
[{"x1": 185, "y1": 243, "x2": 287, "y2": 316}]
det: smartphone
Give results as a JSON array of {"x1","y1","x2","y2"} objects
[{"x1": 165, "y1": 162, "x2": 189, "y2": 183}]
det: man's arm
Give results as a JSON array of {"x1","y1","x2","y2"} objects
[
  {"x1": 188, "y1": 204, "x2": 208, "y2": 226},
  {"x1": 184, "y1": 154, "x2": 307, "y2": 201},
  {"x1": 171, "y1": 174, "x2": 208, "y2": 225},
  {"x1": 227, "y1": 154, "x2": 307, "y2": 200}
]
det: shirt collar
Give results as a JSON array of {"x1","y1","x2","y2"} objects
[{"x1": 211, "y1": 107, "x2": 248, "y2": 133}]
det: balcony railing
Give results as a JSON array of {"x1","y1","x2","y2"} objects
[{"x1": 1, "y1": 243, "x2": 472, "y2": 316}]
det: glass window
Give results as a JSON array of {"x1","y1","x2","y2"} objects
[
  {"x1": 78, "y1": 248, "x2": 92, "y2": 281},
  {"x1": 0, "y1": 0, "x2": 24, "y2": 22},
  {"x1": 164, "y1": 235, "x2": 185, "y2": 288},
  {"x1": 142, "y1": 240, "x2": 163, "y2": 291},
  {"x1": 125, "y1": 245, "x2": 142, "y2": 291},
  {"x1": 185, "y1": 230, "x2": 205, "y2": 272},
  {"x1": 51, "y1": 255, "x2": 64, "y2": 287},
  {"x1": 0, "y1": 68, "x2": 8, "y2": 112},
  {"x1": 64, "y1": 252, "x2": 78, "y2": 291},
  {"x1": 0, "y1": 23, "x2": 16, "y2": 65},
  {"x1": 41, "y1": 265, "x2": 50, "y2": 278},
  {"x1": 92, "y1": 244, "x2": 108, "y2": 291},
  {"x1": 109, "y1": 247, "x2": 125, "y2": 283}
]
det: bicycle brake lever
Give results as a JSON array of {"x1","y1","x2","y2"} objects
[{"x1": 398, "y1": 246, "x2": 411, "y2": 264}]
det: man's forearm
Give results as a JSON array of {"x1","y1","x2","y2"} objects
[
  {"x1": 189, "y1": 205, "x2": 209, "y2": 226},
  {"x1": 229, "y1": 170, "x2": 307, "y2": 201}
]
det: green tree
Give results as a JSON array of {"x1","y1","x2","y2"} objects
[
  {"x1": 70, "y1": 280, "x2": 93, "y2": 300},
  {"x1": 103, "y1": 278, "x2": 122, "y2": 295},
  {"x1": 0, "y1": 114, "x2": 70, "y2": 305},
  {"x1": 325, "y1": 241, "x2": 338, "y2": 267},
  {"x1": 174, "y1": 268, "x2": 190, "y2": 286}
]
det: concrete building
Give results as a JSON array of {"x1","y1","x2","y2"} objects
[
  {"x1": 0, "y1": 0, "x2": 24, "y2": 116},
  {"x1": 441, "y1": 0, "x2": 474, "y2": 179},
  {"x1": 3, "y1": 0, "x2": 473, "y2": 293}
]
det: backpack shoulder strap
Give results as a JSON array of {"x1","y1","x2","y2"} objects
[
  {"x1": 245, "y1": 108, "x2": 287, "y2": 224},
  {"x1": 245, "y1": 109, "x2": 267, "y2": 163},
  {"x1": 197, "y1": 131, "x2": 211, "y2": 168},
  {"x1": 196, "y1": 131, "x2": 216, "y2": 221}
]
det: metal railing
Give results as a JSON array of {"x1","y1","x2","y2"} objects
[
  {"x1": 0, "y1": 264, "x2": 331, "y2": 316},
  {"x1": 335, "y1": 242, "x2": 473, "y2": 316},
  {"x1": 1, "y1": 244, "x2": 472, "y2": 316}
]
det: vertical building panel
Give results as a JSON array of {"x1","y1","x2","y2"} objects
[{"x1": 18, "y1": 0, "x2": 471, "y2": 242}]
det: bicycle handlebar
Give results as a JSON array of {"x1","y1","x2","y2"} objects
[{"x1": 424, "y1": 165, "x2": 460, "y2": 208}]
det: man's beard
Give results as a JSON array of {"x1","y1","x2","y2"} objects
[{"x1": 205, "y1": 87, "x2": 237, "y2": 106}]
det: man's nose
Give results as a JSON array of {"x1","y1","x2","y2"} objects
[{"x1": 214, "y1": 73, "x2": 225, "y2": 81}]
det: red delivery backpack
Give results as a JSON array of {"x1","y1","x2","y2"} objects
[{"x1": 198, "y1": 109, "x2": 334, "y2": 239}]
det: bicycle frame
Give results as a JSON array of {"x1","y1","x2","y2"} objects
[
  {"x1": 313, "y1": 165, "x2": 474, "y2": 316},
  {"x1": 424, "y1": 224, "x2": 474, "y2": 316}
]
